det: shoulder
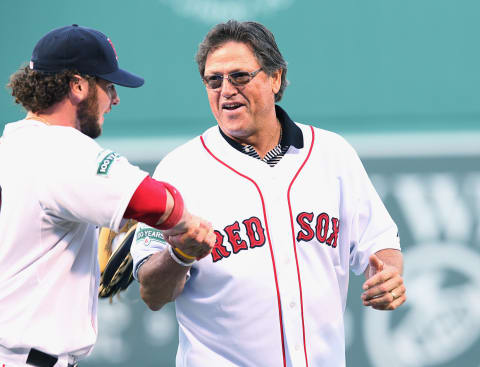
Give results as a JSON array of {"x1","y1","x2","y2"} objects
[
  {"x1": 162, "y1": 132, "x2": 207, "y2": 161},
  {"x1": 2, "y1": 121, "x2": 103, "y2": 164},
  {"x1": 42, "y1": 127, "x2": 136, "y2": 178},
  {"x1": 51, "y1": 126, "x2": 101, "y2": 149},
  {"x1": 152, "y1": 128, "x2": 216, "y2": 179},
  {"x1": 297, "y1": 123, "x2": 358, "y2": 158},
  {"x1": 43, "y1": 127, "x2": 106, "y2": 170}
]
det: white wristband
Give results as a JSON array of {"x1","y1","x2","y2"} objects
[{"x1": 168, "y1": 245, "x2": 195, "y2": 267}]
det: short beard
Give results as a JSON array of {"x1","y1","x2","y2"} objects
[{"x1": 76, "y1": 83, "x2": 101, "y2": 139}]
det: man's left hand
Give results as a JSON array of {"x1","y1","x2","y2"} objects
[{"x1": 362, "y1": 253, "x2": 406, "y2": 310}]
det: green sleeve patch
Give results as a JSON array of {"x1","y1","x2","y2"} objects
[
  {"x1": 136, "y1": 226, "x2": 166, "y2": 247},
  {"x1": 97, "y1": 150, "x2": 120, "y2": 175}
]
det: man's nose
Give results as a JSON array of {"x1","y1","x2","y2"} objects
[
  {"x1": 220, "y1": 76, "x2": 238, "y2": 97},
  {"x1": 111, "y1": 86, "x2": 120, "y2": 105}
]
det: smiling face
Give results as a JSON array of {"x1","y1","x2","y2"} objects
[
  {"x1": 204, "y1": 41, "x2": 282, "y2": 145},
  {"x1": 77, "y1": 78, "x2": 119, "y2": 139}
]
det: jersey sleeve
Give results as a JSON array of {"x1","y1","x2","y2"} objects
[
  {"x1": 343, "y1": 142, "x2": 400, "y2": 275},
  {"x1": 39, "y1": 128, "x2": 148, "y2": 232},
  {"x1": 130, "y1": 222, "x2": 168, "y2": 280}
]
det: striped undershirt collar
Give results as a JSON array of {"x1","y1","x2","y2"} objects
[{"x1": 219, "y1": 105, "x2": 303, "y2": 167}]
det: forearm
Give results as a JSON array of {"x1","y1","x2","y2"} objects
[{"x1": 138, "y1": 249, "x2": 190, "y2": 311}]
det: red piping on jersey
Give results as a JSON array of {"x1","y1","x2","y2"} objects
[
  {"x1": 200, "y1": 135, "x2": 287, "y2": 367},
  {"x1": 287, "y1": 125, "x2": 315, "y2": 367}
]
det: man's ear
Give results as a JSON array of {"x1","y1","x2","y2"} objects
[
  {"x1": 271, "y1": 68, "x2": 282, "y2": 95},
  {"x1": 69, "y1": 75, "x2": 90, "y2": 105}
]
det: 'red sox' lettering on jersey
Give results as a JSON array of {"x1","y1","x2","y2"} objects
[
  {"x1": 211, "y1": 230, "x2": 230, "y2": 262},
  {"x1": 213, "y1": 212, "x2": 338, "y2": 262},
  {"x1": 212, "y1": 216, "x2": 266, "y2": 261},
  {"x1": 243, "y1": 216, "x2": 266, "y2": 248},
  {"x1": 224, "y1": 221, "x2": 249, "y2": 254},
  {"x1": 296, "y1": 211, "x2": 340, "y2": 248}
]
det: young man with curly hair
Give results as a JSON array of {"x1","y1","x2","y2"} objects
[{"x1": 0, "y1": 25, "x2": 214, "y2": 367}]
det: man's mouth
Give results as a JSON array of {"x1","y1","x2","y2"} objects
[{"x1": 222, "y1": 102, "x2": 244, "y2": 111}]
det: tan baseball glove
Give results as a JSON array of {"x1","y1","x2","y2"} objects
[{"x1": 98, "y1": 219, "x2": 138, "y2": 300}]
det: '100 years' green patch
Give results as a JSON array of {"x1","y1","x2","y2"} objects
[
  {"x1": 136, "y1": 227, "x2": 165, "y2": 244},
  {"x1": 97, "y1": 151, "x2": 120, "y2": 175}
]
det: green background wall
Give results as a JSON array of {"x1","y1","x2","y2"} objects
[
  {"x1": 1, "y1": 1, "x2": 479, "y2": 366},
  {"x1": 2, "y1": 0, "x2": 480, "y2": 137}
]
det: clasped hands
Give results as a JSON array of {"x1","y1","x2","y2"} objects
[{"x1": 162, "y1": 210, "x2": 216, "y2": 261}]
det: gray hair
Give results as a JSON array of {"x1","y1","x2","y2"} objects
[{"x1": 195, "y1": 20, "x2": 288, "y2": 102}]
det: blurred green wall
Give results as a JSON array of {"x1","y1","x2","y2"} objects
[
  {"x1": 1, "y1": 0, "x2": 480, "y2": 138},
  {"x1": 1, "y1": 1, "x2": 479, "y2": 367}
]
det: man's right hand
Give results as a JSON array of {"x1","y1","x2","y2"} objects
[{"x1": 162, "y1": 210, "x2": 216, "y2": 260}]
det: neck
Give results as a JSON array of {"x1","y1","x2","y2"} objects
[
  {"x1": 250, "y1": 121, "x2": 282, "y2": 159},
  {"x1": 26, "y1": 100, "x2": 77, "y2": 128},
  {"x1": 243, "y1": 110, "x2": 282, "y2": 159}
]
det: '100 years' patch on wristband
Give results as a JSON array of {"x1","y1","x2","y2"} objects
[
  {"x1": 136, "y1": 226, "x2": 167, "y2": 248},
  {"x1": 97, "y1": 149, "x2": 120, "y2": 176}
]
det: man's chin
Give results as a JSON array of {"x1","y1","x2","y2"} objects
[
  {"x1": 220, "y1": 109, "x2": 246, "y2": 121},
  {"x1": 92, "y1": 128, "x2": 102, "y2": 139},
  {"x1": 92, "y1": 125, "x2": 102, "y2": 139},
  {"x1": 80, "y1": 122, "x2": 102, "y2": 139},
  {"x1": 220, "y1": 125, "x2": 252, "y2": 143}
]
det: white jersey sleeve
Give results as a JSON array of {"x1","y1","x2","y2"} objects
[
  {"x1": 341, "y1": 138, "x2": 400, "y2": 275},
  {"x1": 39, "y1": 126, "x2": 148, "y2": 231},
  {"x1": 131, "y1": 222, "x2": 169, "y2": 280}
]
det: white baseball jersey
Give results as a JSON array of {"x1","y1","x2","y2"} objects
[
  {"x1": 0, "y1": 119, "x2": 147, "y2": 364},
  {"x1": 131, "y1": 122, "x2": 400, "y2": 367}
]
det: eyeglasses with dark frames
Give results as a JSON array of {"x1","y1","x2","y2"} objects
[{"x1": 203, "y1": 68, "x2": 263, "y2": 89}]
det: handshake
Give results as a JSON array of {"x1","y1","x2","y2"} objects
[
  {"x1": 98, "y1": 207, "x2": 215, "y2": 300},
  {"x1": 162, "y1": 208, "x2": 216, "y2": 263}
]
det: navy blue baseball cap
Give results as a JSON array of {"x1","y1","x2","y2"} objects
[{"x1": 30, "y1": 24, "x2": 144, "y2": 88}]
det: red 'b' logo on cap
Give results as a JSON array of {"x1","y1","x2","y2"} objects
[{"x1": 107, "y1": 38, "x2": 118, "y2": 60}]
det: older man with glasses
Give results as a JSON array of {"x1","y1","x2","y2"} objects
[{"x1": 131, "y1": 20, "x2": 406, "y2": 367}]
